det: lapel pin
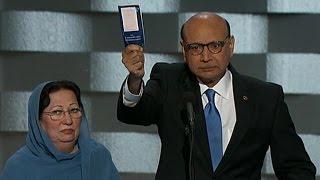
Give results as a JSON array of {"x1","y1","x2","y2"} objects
[{"x1": 242, "y1": 96, "x2": 248, "y2": 101}]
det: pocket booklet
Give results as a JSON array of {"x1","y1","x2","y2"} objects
[{"x1": 118, "y1": 5, "x2": 145, "y2": 47}]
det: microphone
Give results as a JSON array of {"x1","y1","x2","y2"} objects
[
  {"x1": 183, "y1": 92, "x2": 195, "y2": 180},
  {"x1": 183, "y1": 92, "x2": 196, "y2": 127}
]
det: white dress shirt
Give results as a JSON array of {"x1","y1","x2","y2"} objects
[
  {"x1": 198, "y1": 70, "x2": 236, "y2": 154},
  {"x1": 122, "y1": 69, "x2": 237, "y2": 154}
]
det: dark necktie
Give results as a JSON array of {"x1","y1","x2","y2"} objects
[{"x1": 204, "y1": 89, "x2": 223, "y2": 171}]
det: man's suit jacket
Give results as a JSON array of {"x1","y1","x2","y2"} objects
[{"x1": 117, "y1": 63, "x2": 316, "y2": 180}]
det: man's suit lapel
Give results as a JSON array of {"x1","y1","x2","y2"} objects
[{"x1": 215, "y1": 65, "x2": 253, "y2": 175}]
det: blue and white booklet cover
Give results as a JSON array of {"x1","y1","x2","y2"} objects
[{"x1": 118, "y1": 5, "x2": 145, "y2": 47}]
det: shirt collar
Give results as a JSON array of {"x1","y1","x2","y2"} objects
[{"x1": 199, "y1": 69, "x2": 233, "y2": 99}]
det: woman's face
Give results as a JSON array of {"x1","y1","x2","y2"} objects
[{"x1": 40, "y1": 89, "x2": 82, "y2": 153}]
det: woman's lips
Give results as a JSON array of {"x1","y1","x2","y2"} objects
[{"x1": 61, "y1": 129, "x2": 74, "y2": 134}]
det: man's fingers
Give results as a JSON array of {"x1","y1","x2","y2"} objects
[
  {"x1": 122, "y1": 54, "x2": 144, "y2": 70},
  {"x1": 124, "y1": 44, "x2": 143, "y2": 54},
  {"x1": 121, "y1": 44, "x2": 144, "y2": 78},
  {"x1": 122, "y1": 50, "x2": 144, "y2": 63},
  {"x1": 127, "y1": 61, "x2": 144, "y2": 77}
]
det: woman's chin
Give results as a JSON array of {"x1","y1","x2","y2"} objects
[{"x1": 61, "y1": 137, "x2": 76, "y2": 143}]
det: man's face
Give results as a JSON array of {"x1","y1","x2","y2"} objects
[{"x1": 182, "y1": 15, "x2": 234, "y2": 87}]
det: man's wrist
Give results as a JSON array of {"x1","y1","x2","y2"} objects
[{"x1": 128, "y1": 74, "x2": 142, "y2": 95}]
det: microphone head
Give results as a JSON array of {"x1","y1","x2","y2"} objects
[{"x1": 183, "y1": 92, "x2": 196, "y2": 126}]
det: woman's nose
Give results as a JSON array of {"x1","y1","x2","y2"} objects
[{"x1": 62, "y1": 112, "x2": 73, "y2": 125}]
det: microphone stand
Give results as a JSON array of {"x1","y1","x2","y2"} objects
[
  {"x1": 186, "y1": 103, "x2": 195, "y2": 180},
  {"x1": 183, "y1": 92, "x2": 196, "y2": 180},
  {"x1": 188, "y1": 118, "x2": 194, "y2": 180}
]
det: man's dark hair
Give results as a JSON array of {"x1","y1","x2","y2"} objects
[
  {"x1": 180, "y1": 19, "x2": 231, "y2": 41},
  {"x1": 39, "y1": 80, "x2": 83, "y2": 119}
]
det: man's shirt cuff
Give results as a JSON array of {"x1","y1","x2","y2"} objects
[{"x1": 122, "y1": 76, "x2": 144, "y2": 107}]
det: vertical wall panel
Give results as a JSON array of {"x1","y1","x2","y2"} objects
[
  {"x1": 1, "y1": 11, "x2": 92, "y2": 52},
  {"x1": 268, "y1": 0, "x2": 320, "y2": 13},
  {"x1": 0, "y1": 92, "x2": 30, "y2": 131},
  {"x1": 91, "y1": 0, "x2": 180, "y2": 13},
  {"x1": 90, "y1": 52, "x2": 182, "y2": 92},
  {"x1": 267, "y1": 53, "x2": 320, "y2": 94}
]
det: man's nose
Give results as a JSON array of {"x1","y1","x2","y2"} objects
[{"x1": 201, "y1": 46, "x2": 211, "y2": 62}]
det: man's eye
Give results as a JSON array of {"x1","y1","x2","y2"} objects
[
  {"x1": 188, "y1": 44, "x2": 201, "y2": 50},
  {"x1": 51, "y1": 110, "x2": 63, "y2": 115},
  {"x1": 209, "y1": 42, "x2": 221, "y2": 49}
]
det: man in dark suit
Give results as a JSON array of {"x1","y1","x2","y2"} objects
[{"x1": 117, "y1": 12, "x2": 316, "y2": 179}]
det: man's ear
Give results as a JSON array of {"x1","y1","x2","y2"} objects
[
  {"x1": 229, "y1": 36, "x2": 235, "y2": 57},
  {"x1": 180, "y1": 41, "x2": 187, "y2": 62}
]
